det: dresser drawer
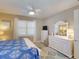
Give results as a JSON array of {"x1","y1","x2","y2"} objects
[{"x1": 48, "y1": 36, "x2": 72, "y2": 57}]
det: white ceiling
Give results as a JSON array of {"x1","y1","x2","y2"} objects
[{"x1": 0, "y1": 0, "x2": 79, "y2": 19}]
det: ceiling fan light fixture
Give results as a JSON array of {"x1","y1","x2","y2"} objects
[{"x1": 28, "y1": 11, "x2": 35, "y2": 15}]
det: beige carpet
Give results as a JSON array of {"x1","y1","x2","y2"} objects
[
  {"x1": 34, "y1": 42, "x2": 70, "y2": 59},
  {"x1": 40, "y1": 47, "x2": 70, "y2": 59}
]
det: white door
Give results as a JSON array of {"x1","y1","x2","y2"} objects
[{"x1": 74, "y1": 9, "x2": 79, "y2": 59}]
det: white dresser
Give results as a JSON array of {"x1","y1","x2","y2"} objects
[{"x1": 49, "y1": 35, "x2": 72, "y2": 58}]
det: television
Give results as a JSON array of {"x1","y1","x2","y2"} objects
[{"x1": 42, "y1": 26, "x2": 48, "y2": 30}]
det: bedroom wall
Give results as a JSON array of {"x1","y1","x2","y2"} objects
[
  {"x1": 43, "y1": 6, "x2": 79, "y2": 35},
  {"x1": 0, "y1": 12, "x2": 42, "y2": 40},
  {"x1": 0, "y1": 13, "x2": 14, "y2": 39}
]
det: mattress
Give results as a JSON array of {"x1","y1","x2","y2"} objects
[{"x1": 0, "y1": 39, "x2": 39, "y2": 59}]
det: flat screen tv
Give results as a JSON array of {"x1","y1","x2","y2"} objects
[{"x1": 42, "y1": 26, "x2": 48, "y2": 30}]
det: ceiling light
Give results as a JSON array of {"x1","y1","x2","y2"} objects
[{"x1": 29, "y1": 11, "x2": 35, "y2": 15}]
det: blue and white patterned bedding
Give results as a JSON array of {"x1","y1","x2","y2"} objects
[{"x1": 0, "y1": 39, "x2": 39, "y2": 59}]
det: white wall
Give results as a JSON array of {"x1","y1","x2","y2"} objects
[
  {"x1": 35, "y1": 6, "x2": 79, "y2": 41},
  {"x1": 43, "y1": 6, "x2": 79, "y2": 35}
]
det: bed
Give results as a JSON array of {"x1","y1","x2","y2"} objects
[{"x1": 0, "y1": 39, "x2": 39, "y2": 59}]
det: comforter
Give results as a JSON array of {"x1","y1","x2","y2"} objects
[{"x1": 0, "y1": 39, "x2": 39, "y2": 59}]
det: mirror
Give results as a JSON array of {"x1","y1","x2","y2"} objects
[{"x1": 54, "y1": 21, "x2": 68, "y2": 37}]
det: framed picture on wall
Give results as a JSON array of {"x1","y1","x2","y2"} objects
[{"x1": 0, "y1": 20, "x2": 11, "y2": 30}]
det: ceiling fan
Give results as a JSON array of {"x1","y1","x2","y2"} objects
[{"x1": 26, "y1": 6, "x2": 41, "y2": 15}]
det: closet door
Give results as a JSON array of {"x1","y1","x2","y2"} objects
[{"x1": 74, "y1": 9, "x2": 79, "y2": 59}]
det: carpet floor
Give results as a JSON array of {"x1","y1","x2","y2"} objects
[{"x1": 41, "y1": 47, "x2": 71, "y2": 59}]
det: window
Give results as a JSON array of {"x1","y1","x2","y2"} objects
[
  {"x1": 16, "y1": 20, "x2": 36, "y2": 36},
  {"x1": 27, "y1": 21, "x2": 36, "y2": 36}
]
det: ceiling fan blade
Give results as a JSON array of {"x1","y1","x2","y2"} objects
[{"x1": 26, "y1": 6, "x2": 34, "y2": 10}]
